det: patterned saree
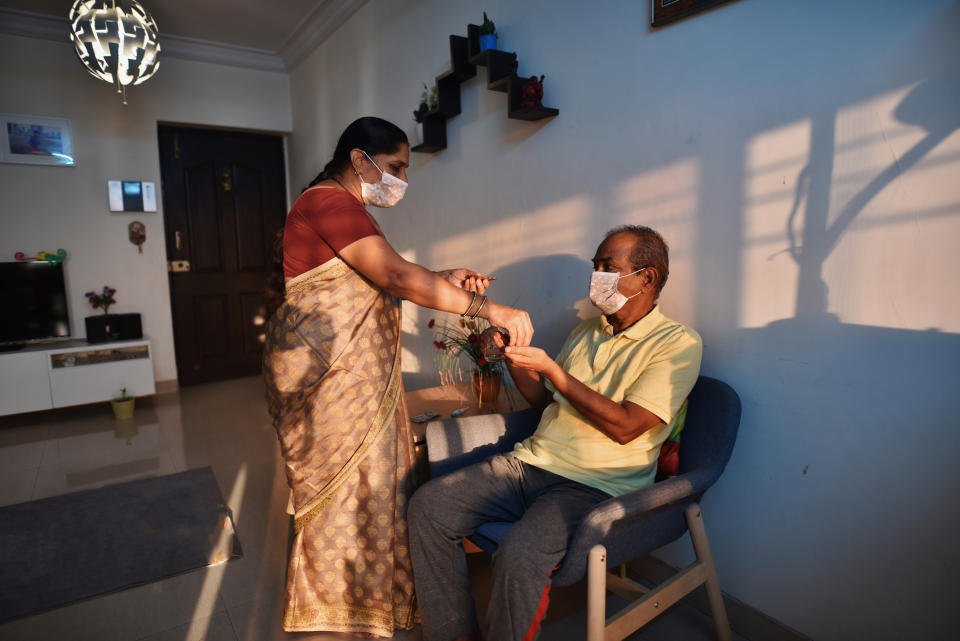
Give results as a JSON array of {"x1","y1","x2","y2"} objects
[{"x1": 263, "y1": 256, "x2": 417, "y2": 635}]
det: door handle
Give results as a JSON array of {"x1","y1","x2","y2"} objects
[
  {"x1": 168, "y1": 260, "x2": 190, "y2": 272},
  {"x1": 175, "y1": 230, "x2": 183, "y2": 250}
]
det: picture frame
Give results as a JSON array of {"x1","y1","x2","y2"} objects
[
  {"x1": 0, "y1": 113, "x2": 76, "y2": 166},
  {"x1": 651, "y1": 0, "x2": 738, "y2": 27}
]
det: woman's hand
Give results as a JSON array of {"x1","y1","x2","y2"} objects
[
  {"x1": 504, "y1": 345, "x2": 558, "y2": 376},
  {"x1": 483, "y1": 302, "x2": 533, "y2": 347},
  {"x1": 435, "y1": 268, "x2": 492, "y2": 294}
]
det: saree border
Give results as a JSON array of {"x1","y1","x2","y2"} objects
[
  {"x1": 292, "y1": 333, "x2": 403, "y2": 533},
  {"x1": 285, "y1": 256, "x2": 351, "y2": 296},
  {"x1": 283, "y1": 602, "x2": 416, "y2": 634}
]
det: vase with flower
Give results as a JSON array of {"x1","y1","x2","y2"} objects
[
  {"x1": 428, "y1": 315, "x2": 505, "y2": 408},
  {"x1": 84, "y1": 285, "x2": 120, "y2": 343}
]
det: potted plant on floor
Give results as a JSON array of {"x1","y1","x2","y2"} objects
[
  {"x1": 479, "y1": 11, "x2": 497, "y2": 52},
  {"x1": 111, "y1": 387, "x2": 135, "y2": 420}
]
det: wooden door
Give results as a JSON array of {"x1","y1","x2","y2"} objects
[{"x1": 158, "y1": 126, "x2": 286, "y2": 386}]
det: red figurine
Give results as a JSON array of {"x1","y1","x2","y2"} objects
[{"x1": 519, "y1": 74, "x2": 544, "y2": 109}]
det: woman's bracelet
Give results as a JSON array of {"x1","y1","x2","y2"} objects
[
  {"x1": 471, "y1": 296, "x2": 488, "y2": 319},
  {"x1": 462, "y1": 291, "x2": 478, "y2": 317}
]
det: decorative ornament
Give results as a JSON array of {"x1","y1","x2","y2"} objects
[
  {"x1": 128, "y1": 221, "x2": 146, "y2": 253},
  {"x1": 68, "y1": 0, "x2": 161, "y2": 105},
  {"x1": 15, "y1": 249, "x2": 68, "y2": 264},
  {"x1": 519, "y1": 75, "x2": 545, "y2": 109}
]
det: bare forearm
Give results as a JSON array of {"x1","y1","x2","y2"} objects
[
  {"x1": 388, "y1": 261, "x2": 475, "y2": 314},
  {"x1": 505, "y1": 361, "x2": 552, "y2": 413},
  {"x1": 542, "y1": 363, "x2": 659, "y2": 444}
]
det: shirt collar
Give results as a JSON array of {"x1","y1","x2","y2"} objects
[{"x1": 599, "y1": 305, "x2": 664, "y2": 339}]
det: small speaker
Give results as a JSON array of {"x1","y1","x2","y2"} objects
[
  {"x1": 117, "y1": 313, "x2": 143, "y2": 340},
  {"x1": 85, "y1": 313, "x2": 142, "y2": 343}
]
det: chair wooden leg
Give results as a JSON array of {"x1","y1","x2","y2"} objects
[
  {"x1": 685, "y1": 503, "x2": 732, "y2": 641},
  {"x1": 587, "y1": 544, "x2": 607, "y2": 641}
]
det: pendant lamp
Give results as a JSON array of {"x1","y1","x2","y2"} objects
[{"x1": 68, "y1": 0, "x2": 161, "y2": 104}]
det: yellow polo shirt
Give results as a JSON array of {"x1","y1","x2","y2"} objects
[{"x1": 510, "y1": 306, "x2": 702, "y2": 497}]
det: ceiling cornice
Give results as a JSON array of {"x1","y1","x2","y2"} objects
[
  {"x1": 0, "y1": 3, "x2": 370, "y2": 74},
  {"x1": 278, "y1": 0, "x2": 367, "y2": 70}
]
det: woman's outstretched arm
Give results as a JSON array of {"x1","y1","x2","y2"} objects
[{"x1": 339, "y1": 235, "x2": 533, "y2": 346}]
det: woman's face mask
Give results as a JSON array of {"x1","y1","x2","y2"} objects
[
  {"x1": 589, "y1": 268, "x2": 645, "y2": 315},
  {"x1": 359, "y1": 150, "x2": 408, "y2": 207}
]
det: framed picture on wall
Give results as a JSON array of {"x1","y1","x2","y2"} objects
[
  {"x1": 651, "y1": 0, "x2": 739, "y2": 27},
  {"x1": 0, "y1": 113, "x2": 76, "y2": 166}
]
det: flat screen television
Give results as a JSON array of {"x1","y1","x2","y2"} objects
[{"x1": 0, "y1": 261, "x2": 71, "y2": 347}]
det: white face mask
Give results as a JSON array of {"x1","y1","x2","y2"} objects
[
  {"x1": 359, "y1": 150, "x2": 407, "y2": 207},
  {"x1": 589, "y1": 268, "x2": 644, "y2": 315}
]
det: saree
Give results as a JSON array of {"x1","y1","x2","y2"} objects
[{"x1": 263, "y1": 255, "x2": 417, "y2": 635}]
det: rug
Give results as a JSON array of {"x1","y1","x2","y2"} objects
[{"x1": 0, "y1": 466, "x2": 241, "y2": 622}]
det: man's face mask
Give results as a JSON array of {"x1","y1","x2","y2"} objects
[
  {"x1": 589, "y1": 268, "x2": 645, "y2": 315},
  {"x1": 359, "y1": 150, "x2": 407, "y2": 207}
]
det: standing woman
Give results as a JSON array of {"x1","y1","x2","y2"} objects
[{"x1": 263, "y1": 117, "x2": 533, "y2": 637}]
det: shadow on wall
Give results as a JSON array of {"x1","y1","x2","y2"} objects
[
  {"x1": 786, "y1": 62, "x2": 960, "y2": 318},
  {"x1": 697, "y1": 318, "x2": 960, "y2": 640}
]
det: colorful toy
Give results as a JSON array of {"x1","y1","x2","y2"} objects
[{"x1": 15, "y1": 248, "x2": 67, "y2": 264}]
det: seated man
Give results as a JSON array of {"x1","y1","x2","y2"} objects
[{"x1": 408, "y1": 225, "x2": 702, "y2": 641}]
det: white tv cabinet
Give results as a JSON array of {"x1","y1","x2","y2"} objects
[{"x1": 0, "y1": 338, "x2": 155, "y2": 417}]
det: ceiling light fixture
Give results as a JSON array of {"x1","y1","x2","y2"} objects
[{"x1": 68, "y1": 0, "x2": 161, "y2": 105}]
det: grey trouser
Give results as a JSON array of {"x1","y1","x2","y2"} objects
[{"x1": 408, "y1": 454, "x2": 612, "y2": 641}]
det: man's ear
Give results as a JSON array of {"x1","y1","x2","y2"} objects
[{"x1": 640, "y1": 268, "x2": 658, "y2": 291}]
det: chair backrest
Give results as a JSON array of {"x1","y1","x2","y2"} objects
[{"x1": 678, "y1": 375, "x2": 741, "y2": 488}]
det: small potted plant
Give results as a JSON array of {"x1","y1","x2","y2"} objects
[
  {"x1": 413, "y1": 83, "x2": 429, "y2": 143},
  {"x1": 478, "y1": 11, "x2": 497, "y2": 52},
  {"x1": 84, "y1": 285, "x2": 120, "y2": 343},
  {"x1": 428, "y1": 316, "x2": 505, "y2": 407},
  {"x1": 111, "y1": 387, "x2": 135, "y2": 420}
]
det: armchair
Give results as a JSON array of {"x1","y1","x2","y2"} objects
[{"x1": 423, "y1": 375, "x2": 741, "y2": 640}]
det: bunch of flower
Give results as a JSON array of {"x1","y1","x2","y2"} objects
[
  {"x1": 85, "y1": 286, "x2": 116, "y2": 315},
  {"x1": 428, "y1": 315, "x2": 504, "y2": 384}
]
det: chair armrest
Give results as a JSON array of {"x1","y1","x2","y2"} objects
[
  {"x1": 552, "y1": 468, "x2": 715, "y2": 586},
  {"x1": 425, "y1": 408, "x2": 539, "y2": 478}
]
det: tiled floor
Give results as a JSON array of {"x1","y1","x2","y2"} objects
[{"x1": 0, "y1": 376, "x2": 747, "y2": 641}]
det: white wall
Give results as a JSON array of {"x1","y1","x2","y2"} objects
[
  {"x1": 0, "y1": 34, "x2": 292, "y2": 384},
  {"x1": 287, "y1": 1, "x2": 960, "y2": 639}
]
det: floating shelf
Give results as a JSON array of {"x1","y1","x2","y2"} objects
[{"x1": 412, "y1": 24, "x2": 558, "y2": 154}]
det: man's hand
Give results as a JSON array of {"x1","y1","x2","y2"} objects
[
  {"x1": 504, "y1": 346, "x2": 559, "y2": 377},
  {"x1": 435, "y1": 268, "x2": 492, "y2": 294}
]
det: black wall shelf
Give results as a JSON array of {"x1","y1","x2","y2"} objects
[{"x1": 411, "y1": 23, "x2": 558, "y2": 154}]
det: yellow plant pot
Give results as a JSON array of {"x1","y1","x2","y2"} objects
[{"x1": 110, "y1": 397, "x2": 135, "y2": 420}]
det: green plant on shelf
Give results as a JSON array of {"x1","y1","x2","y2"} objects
[
  {"x1": 414, "y1": 83, "x2": 429, "y2": 123},
  {"x1": 428, "y1": 84, "x2": 438, "y2": 111},
  {"x1": 479, "y1": 11, "x2": 496, "y2": 36}
]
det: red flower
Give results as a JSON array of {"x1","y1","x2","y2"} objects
[
  {"x1": 459, "y1": 318, "x2": 465, "y2": 327},
  {"x1": 433, "y1": 340, "x2": 444, "y2": 350},
  {"x1": 467, "y1": 333, "x2": 479, "y2": 344},
  {"x1": 428, "y1": 319, "x2": 435, "y2": 328},
  {"x1": 477, "y1": 357, "x2": 487, "y2": 367}
]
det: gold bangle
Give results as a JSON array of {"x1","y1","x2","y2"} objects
[
  {"x1": 471, "y1": 296, "x2": 488, "y2": 318},
  {"x1": 462, "y1": 291, "x2": 478, "y2": 317}
]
